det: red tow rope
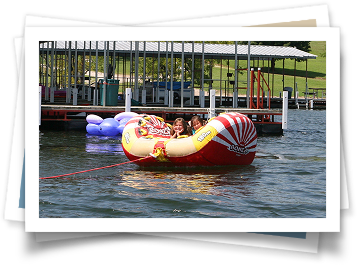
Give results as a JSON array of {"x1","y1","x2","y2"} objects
[{"x1": 40, "y1": 156, "x2": 151, "y2": 180}]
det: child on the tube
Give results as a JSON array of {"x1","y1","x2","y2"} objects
[{"x1": 170, "y1": 118, "x2": 192, "y2": 139}]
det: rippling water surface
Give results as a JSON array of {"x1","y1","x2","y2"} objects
[{"x1": 39, "y1": 109, "x2": 326, "y2": 218}]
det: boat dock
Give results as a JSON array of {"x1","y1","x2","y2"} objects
[
  {"x1": 40, "y1": 91, "x2": 327, "y2": 135},
  {"x1": 38, "y1": 41, "x2": 325, "y2": 135},
  {"x1": 40, "y1": 102, "x2": 283, "y2": 135}
]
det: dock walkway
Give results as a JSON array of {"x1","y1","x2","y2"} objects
[{"x1": 41, "y1": 104, "x2": 283, "y2": 135}]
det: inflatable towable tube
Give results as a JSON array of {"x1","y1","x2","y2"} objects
[{"x1": 122, "y1": 112, "x2": 257, "y2": 166}]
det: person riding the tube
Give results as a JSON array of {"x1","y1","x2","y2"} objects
[
  {"x1": 170, "y1": 118, "x2": 192, "y2": 139},
  {"x1": 190, "y1": 115, "x2": 205, "y2": 135}
]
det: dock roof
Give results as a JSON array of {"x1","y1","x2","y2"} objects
[{"x1": 40, "y1": 41, "x2": 317, "y2": 60}]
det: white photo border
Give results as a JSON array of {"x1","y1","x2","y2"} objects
[{"x1": 25, "y1": 26, "x2": 340, "y2": 232}]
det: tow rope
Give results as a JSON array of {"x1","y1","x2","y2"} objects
[{"x1": 39, "y1": 156, "x2": 152, "y2": 180}]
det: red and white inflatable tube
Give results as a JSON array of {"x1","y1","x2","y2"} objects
[{"x1": 121, "y1": 112, "x2": 257, "y2": 167}]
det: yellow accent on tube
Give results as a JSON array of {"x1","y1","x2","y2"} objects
[
  {"x1": 192, "y1": 125, "x2": 218, "y2": 151},
  {"x1": 122, "y1": 128, "x2": 136, "y2": 152}
]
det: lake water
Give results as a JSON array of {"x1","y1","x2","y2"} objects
[{"x1": 39, "y1": 109, "x2": 326, "y2": 218}]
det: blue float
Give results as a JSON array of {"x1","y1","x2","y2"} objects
[
  {"x1": 86, "y1": 114, "x2": 103, "y2": 125},
  {"x1": 86, "y1": 123, "x2": 102, "y2": 135},
  {"x1": 114, "y1": 112, "x2": 138, "y2": 134},
  {"x1": 99, "y1": 118, "x2": 121, "y2": 136},
  {"x1": 86, "y1": 112, "x2": 138, "y2": 136}
]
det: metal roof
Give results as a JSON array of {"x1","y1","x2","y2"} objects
[{"x1": 40, "y1": 41, "x2": 317, "y2": 60}]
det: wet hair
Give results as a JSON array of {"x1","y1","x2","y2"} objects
[{"x1": 170, "y1": 118, "x2": 192, "y2": 136}]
